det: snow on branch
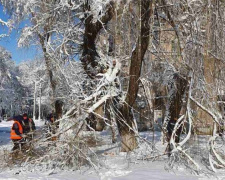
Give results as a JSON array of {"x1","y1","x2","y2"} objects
[
  {"x1": 208, "y1": 135, "x2": 225, "y2": 169},
  {"x1": 0, "y1": 19, "x2": 9, "y2": 39},
  {"x1": 0, "y1": 18, "x2": 8, "y2": 26},
  {"x1": 0, "y1": 34, "x2": 8, "y2": 39}
]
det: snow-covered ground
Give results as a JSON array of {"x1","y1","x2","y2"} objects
[
  {"x1": 0, "y1": 161, "x2": 200, "y2": 180},
  {"x1": 0, "y1": 120, "x2": 13, "y2": 147},
  {"x1": 0, "y1": 120, "x2": 224, "y2": 180}
]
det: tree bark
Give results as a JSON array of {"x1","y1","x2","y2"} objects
[
  {"x1": 38, "y1": 33, "x2": 57, "y2": 113},
  {"x1": 116, "y1": 0, "x2": 153, "y2": 152},
  {"x1": 32, "y1": 3, "x2": 60, "y2": 117},
  {"x1": 55, "y1": 100, "x2": 63, "y2": 119},
  {"x1": 166, "y1": 74, "x2": 188, "y2": 144},
  {"x1": 81, "y1": 1, "x2": 115, "y2": 78},
  {"x1": 81, "y1": 1, "x2": 115, "y2": 131}
]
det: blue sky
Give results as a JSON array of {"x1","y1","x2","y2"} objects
[{"x1": 0, "y1": 5, "x2": 40, "y2": 64}]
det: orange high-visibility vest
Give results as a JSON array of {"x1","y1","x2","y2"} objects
[{"x1": 10, "y1": 121, "x2": 23, "y2": 140}]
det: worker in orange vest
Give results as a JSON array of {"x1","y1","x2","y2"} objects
[
  {"x1": 22, "y1": 113, "x2": 36, "y2": 140},
  {"x1": 9, "y1": 115, "x2": 26, "y2": 151}
]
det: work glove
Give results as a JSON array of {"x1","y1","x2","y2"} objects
[{"x1": 21, "y1": 134, "x2": 27, "y2": 138}]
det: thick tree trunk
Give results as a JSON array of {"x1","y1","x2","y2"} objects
[
  {"x1": 32, "y1": 2, "x2": 58, "y2": 115},
  {"x1": 166, "y1": 74, "x2": 188, "y2": 144},
  {"x1": 39, "y1": 34, "x2": 57, "y2": 112},
  {"x1": 39, "y1": 33, "x2": 64, "y2": 124},
  {"x1": 159, "y1": 0, "x2": 189, "y2": 143},
  {"x1": 81, "y1": 1, "x2": 115, "y2": 131},
  {"x1": 117, "y1": 104, "x2": 138, "y2": 152},
  {"x1": 55, "y1": 99, "x2": 63, "y2": 127},
  {"x1": 81, "y1": 1, "x2": 115, "y2": 78},
  {"x1": 116, "y1": 0, "x2": 153, "y2": 152}
]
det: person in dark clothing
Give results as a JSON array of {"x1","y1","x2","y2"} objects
[
  {"x1": 47, "y1": 113, "x2": 55, "y2": 124},
  {"x1": 45, "y1": 113, "x2": 57, "y2": 140},
  {"x1": 9, "y1": 115, "x2": 26, "y2": 151},
  {"x1": 22, "y1": 113, "x2": 36, "y2": 140}
]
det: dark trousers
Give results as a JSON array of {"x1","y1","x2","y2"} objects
[{"x1": 12, "y1": 139, "x2": 25, "y2": 151}]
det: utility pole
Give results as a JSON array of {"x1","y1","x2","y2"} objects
[
  {"x1": 38, "y1": 83, "x2": 42, "y2": 121},
  {"x1": 33, "y1": 81, "x2": 37, "y2": 121}
]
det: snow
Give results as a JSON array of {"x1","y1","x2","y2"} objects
[
  {"x1": 111, "y1": 163, "x2": 198, "y2": 180},
  {"x1": 0, "y1": 121, "x2": 224, "y2": 180},
  {"x1": 0, "y1": 0, "x2": 225, "y2": 178},
  {"x1": 0, "y1": 120, "x2": 13, "y2": 147},
  {"x1": 0, "y1": 160, "x2": 221, "y2": 180},
  {"x1": 0, "y1": 18, "x2": 8, "y2": 26}
]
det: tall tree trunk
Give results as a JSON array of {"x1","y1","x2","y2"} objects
[
  {"x1": 166, "y1": 74, "x2": 188, "y2": 144},
  {"x1": 116, "y1": 0, "x2": 153, "y2": 152},
  {"x1": 32, "y1": 0, "x2": 65, "y2": 121},
  {"x1": 38, "y1": 34, "x2": 57, "y2": 113},
  {"x1": 160, "y1": 0, "x2": 189, "y2": 142},
  {"x1": 81, "y1": 1, "x2": 115, "y2": 78},
  {"x1": 81, "y1": 1, "x2": 115, "y2": 131},
  {"x1": 32, "y1": 2, "x2": 60, "y2": 118}
]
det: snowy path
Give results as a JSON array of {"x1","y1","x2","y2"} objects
[{"x1": 0, "y1": 121, "x2": 224, "y2": 180}]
